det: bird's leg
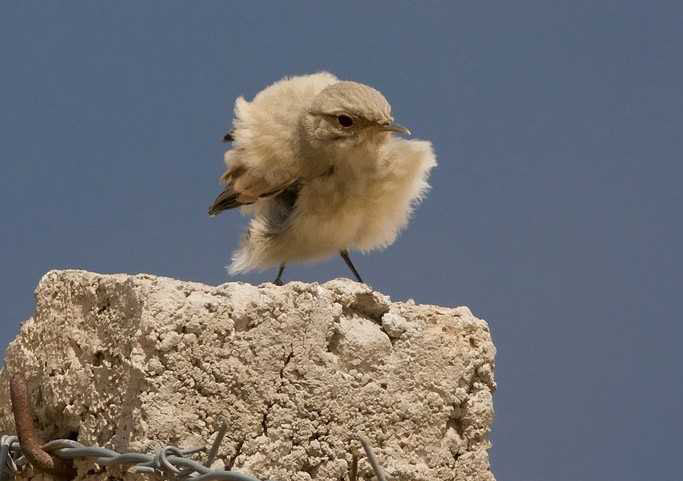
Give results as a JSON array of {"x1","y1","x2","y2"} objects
[
  {"x1": 340, "y1": 250, "x2": 364, "y2": 284},
  {"x1": 273, "y1": 264, "x2": 286, "y2": 286}
]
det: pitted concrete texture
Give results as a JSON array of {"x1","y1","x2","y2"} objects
[{"x1": 0, "y1": 270, "x2": 496, "y2": 481}]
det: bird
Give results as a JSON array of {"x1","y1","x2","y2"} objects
[{"x1": 209, "y1": 72, "x2": 437, "y2": 285}]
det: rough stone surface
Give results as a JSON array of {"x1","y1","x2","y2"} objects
[{"x1": 0, "y1": 270, "x2": 496, "y2": 481}]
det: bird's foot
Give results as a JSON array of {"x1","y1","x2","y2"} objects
[{"x1": 272, "y1": 264, "x2": 286, "y2": 286}]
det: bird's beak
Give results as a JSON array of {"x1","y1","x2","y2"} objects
[{"x1": 380, "y1": 122, "x2": 411, "y2": 136}]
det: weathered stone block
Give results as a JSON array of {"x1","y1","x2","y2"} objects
[{"x1": 0, "y1": 270, "x2": 496, "y2": 481}]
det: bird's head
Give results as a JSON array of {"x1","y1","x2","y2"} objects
[{"x1": 302, "y1": 81, "x2": 410, "y2": 148}]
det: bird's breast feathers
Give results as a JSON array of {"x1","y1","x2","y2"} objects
[{"x1": 288, "y1": 138, "x2": 436, "y2": 252}]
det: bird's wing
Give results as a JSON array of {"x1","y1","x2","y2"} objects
[
  {"x1": 211, "y1": 74, "x2": 335, "y2": 216},
  {"x1": 208, "y1": 161, "x2": 298, "y2": 216}
]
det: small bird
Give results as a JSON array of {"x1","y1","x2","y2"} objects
[{"x1": 209, "y1": 72, "x2": 436, "y2": 285}]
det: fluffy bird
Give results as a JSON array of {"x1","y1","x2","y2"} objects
[{"x1": 209, "y1": 72, "x2": 436, "y2": 285}]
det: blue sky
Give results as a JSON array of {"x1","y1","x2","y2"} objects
[{"x1": 1, "y1": 2, "x2": 682, "y2": 480}]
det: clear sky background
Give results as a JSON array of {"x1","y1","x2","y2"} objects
[{"x1": 1, "y1": 2, "x2": 681, "y2": 480}]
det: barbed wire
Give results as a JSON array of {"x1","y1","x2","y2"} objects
[
  {"x1": 1, "y1": 423, "x2": 266, "y2": 481},
  {"x1": 1, "y1": 431, "x2": 384, "y2": 481}
]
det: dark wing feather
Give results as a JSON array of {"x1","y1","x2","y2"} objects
[
  {"x1": 208, "y1": 179, "x2": 298, "y2": 216},
  {"x1": 260, "y1": 182, "x2": 301, "y2": 234},
  {"x1": 208, "y1": 185, "x2": 252, "y2": 216}
]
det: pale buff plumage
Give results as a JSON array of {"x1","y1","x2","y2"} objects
[{"x1": 209, "y1": 72, "x2": 436, "y2": 284}]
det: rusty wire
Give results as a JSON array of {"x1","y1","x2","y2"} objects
[{"x1": 9, "y1": 375, "x2": 75, "y2": 480}]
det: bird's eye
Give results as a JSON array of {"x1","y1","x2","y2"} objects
[{"x1": 337, "y1": 115, "x2": 353, "y2": 128}]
